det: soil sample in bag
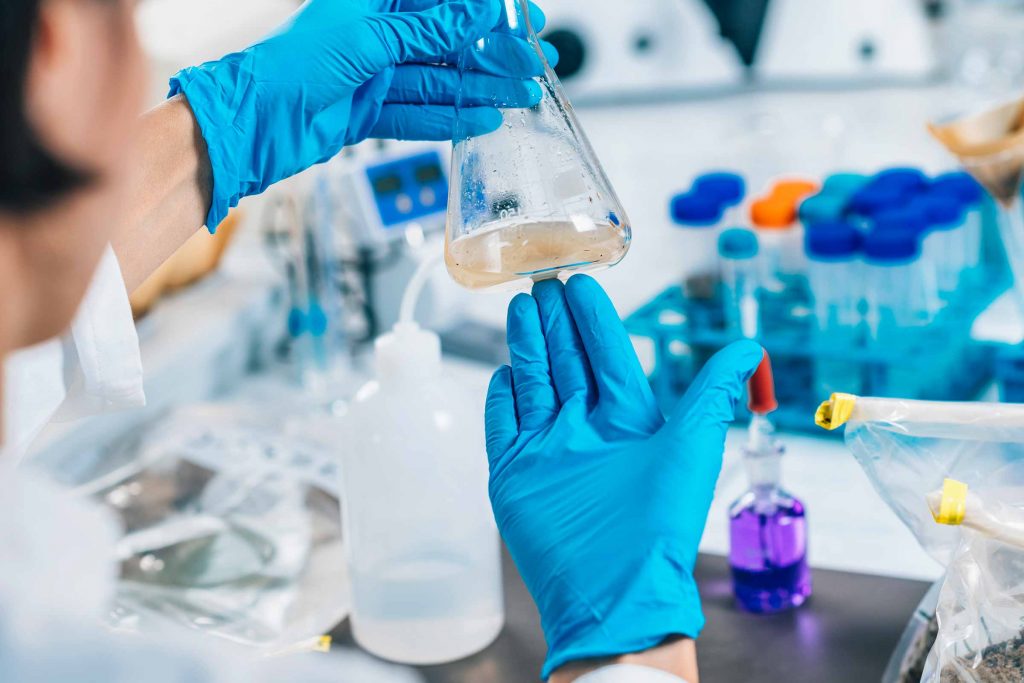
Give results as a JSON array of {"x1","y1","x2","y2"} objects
[{"x1": 939, "y1": 634, "x2": 1024, "y2": 682}]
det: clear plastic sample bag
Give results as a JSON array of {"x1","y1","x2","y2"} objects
[{"x1": 817, "y1": 395, "x2": 1024, "y2": 682}]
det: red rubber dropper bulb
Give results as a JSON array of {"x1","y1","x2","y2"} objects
[{"x1": 748, "y1": 353, "x2": 778, "y2": 416}]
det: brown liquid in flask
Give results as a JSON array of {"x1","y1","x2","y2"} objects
[{"x1": 444, "y1": 0, "x2": 631, "y2": 292}]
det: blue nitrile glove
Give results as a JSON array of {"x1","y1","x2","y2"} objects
[
  {"x1": 485, "y1": 276, "x2": 764, "y2": 680},
  {"x1": 170, "y1": 0, "x2": 559, "y2": 231}
]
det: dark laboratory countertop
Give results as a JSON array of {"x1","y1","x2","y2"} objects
[{"x1": 330, "y1": 548, "x2": 931, "y2": 682}]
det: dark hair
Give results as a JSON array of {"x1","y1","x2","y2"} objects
[{"x1": 0, "y1": 0, "x2": 91, "y2": 213}]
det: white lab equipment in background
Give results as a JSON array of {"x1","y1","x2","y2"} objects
[
  {"x1": 537, "y1": 0, "x2": 743, "y2": 101},
  {"x1": 539, "y1": 0, "x2": 937, "y2": 102},
  {"x1": 755, "y1": 0, "x2": 936, "y2": 81},
  {"x1": 328, "y1": 143, "x2": 467, "y2": 335}
]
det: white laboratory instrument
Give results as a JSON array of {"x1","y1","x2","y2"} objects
[
  {"x1": 328, "y1": 143, "x2": 466, "y2": 335},
  {"x1": 538, "y1": 0, "x2": 935, "y2": 102},
  {"x1": 334, "y1": 143, "x2": 450, "y2": 249},
  {"x1": 537, "y1": 0, "x2": 743, "y2": 100},
  {"x1": 755, "y1": 0, "x2": 936, "y2": 81},
  {"x1": 338, "y1": 258, "x2": 504, "y2": 664}
]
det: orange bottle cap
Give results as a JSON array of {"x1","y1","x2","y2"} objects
[
  {"x1": 772, "y1": 179, "x2": 820, "y2": 201},
  {"x1": 751, "y1": 197, "x2": 796, "y2": 229}
]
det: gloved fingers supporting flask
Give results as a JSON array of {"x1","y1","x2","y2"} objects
[
  {"x1": 171, "y1": 0, "x2": 556, "y2": 232},
  {"x1": 485, "y1": 275, "x2": 764, "y2": 679},
  {"x1": 371, "y1": 65, "x2": 544, "y2": 140}
]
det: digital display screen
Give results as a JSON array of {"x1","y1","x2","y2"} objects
[
  {"x1": 372, "y1": 174, "x2": 403, "y2": 194},
  {"x1": 414, "y1": 164, "x2": 443, "y2": 184}
]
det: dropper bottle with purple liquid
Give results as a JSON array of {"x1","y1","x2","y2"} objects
[{"x1": 728, "y1": 354, "x2": 812, "y2": 613}]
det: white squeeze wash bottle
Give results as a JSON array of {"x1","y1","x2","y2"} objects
[{"x1": 339, "y1": 256, "x2": 504, "y2": 664}]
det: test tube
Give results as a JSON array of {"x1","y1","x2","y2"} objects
[
  {"x1": 718, "y1": 228, "x2": 760, "y2": 339},
  {"x1": 671, "y1": 191, "x2": 725, "y2": 300},
  {"x1": 773, "y1": 180, "x2": 819, "y2": 269},
  {"x1": 750, "y1": 196, "x2": 797, "y2": 293},
  {"x1": 805, "y1": 222, "x2": 864, "y2": 395},
  {"x1": 871, "y1": 208, "x2": 942, "y2": 319},
  {"x1": 911, "y1": 196, "x2": 967, "y2": 301},
  {"x1": 863, "y1": 228, "x2": 937, "y2": 395},
  {"x1": 863, "y1": 228, "x2": 937, "y2": 343},
  {"x1": 694, "y1": 172, "x2": 746, "y2": 226},
  {"x1": 931, "y1": 172, "x2": 985, "y2": 283}
]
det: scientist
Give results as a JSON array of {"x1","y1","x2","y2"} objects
[{"x1": 0, "y1": 0, "x2": 762, "y2": 681}]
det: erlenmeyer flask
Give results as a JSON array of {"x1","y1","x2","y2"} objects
[
  {"x1": 929, "y1": 97, "x2": 1024, "y2": 310},
  {"x1": 444, "y1": 0, "x2": 631, "y2": 292}
]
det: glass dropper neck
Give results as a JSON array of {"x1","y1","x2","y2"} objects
[{"x1": 744, "y1": 413, "x2": 784, "y2": 491}]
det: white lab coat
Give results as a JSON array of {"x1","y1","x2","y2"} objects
[{"x1": 0, "y1": 249, "x2": 685, "y2": 683}]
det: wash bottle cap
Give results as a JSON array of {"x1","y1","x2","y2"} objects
[
  {"x1": 670, "y1": 192, "x2": 723, "y2": 227},
  {"x1": 822, "y1": 173, "x2": 868, "y2": 198},
  {"x1": 872, "y1": 167, "x2": 928, "y2": 193},
  {"x1": 718, "y1": 228, "x2": 759, "y2": 260},
  {"x1": 694, "y1": 172, "x2": 746, "y2": 206},
  {"x1": 751, "y1": 196, "x2": 796, "y2": 229},
  {"x1": 748, "y1": 353, "x2": 778, "y2": 415},
  {"x1": 931, "y1": 172, "x2": 984, "y2": 205},
  {"x1": 772, "y1": 179, "x2": 819, "y2": 202},
  {"x1": 799, "y1": 193, "x2": 847, "y2": 224},
  {"x1": 374, "y1": 322, "x2": 442, "y2": 382},
  {"x1": 863, "y1": 228, "x2": 921, "y2": 263},
  {"x1": 805, "y1": 221, "x2": 861, "y2": 259}
]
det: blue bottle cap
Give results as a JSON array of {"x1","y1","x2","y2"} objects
[
  {"x1": 822, "y1": 172, "x2": 869, "y2": 198},
  {"x1": 670, "y1": 192, "x2": 723, "y2": 227},
  {"x1": 847, "y1": 185, "x2": 908, "y2": 216},
  {"x1": 805, "y1": 221, "x2": 861, "y2": 260},
  {"x1": 863, "y1": 229, "x2": 921, "y2": 263},
  {"x1": 872, "y1": 207, "x2": 928, "y2": 235},
  {"x1": 799, "y1": 193, "x2": 848, "y2": 224},
  {"x1": 718, "y1": 227, "x2": 759, "y2": 259},
  {"x1": 694, "y1": 172, "x2": 746, "y2": 206},
  {"x1": 871, "y1": 167, "x2": 928, "y2": 192},
  {"x1": 931, "y1": 172, "x2": 985, "y2": 206},
  {"x1": 911, "y1": 196, "x2": 965, "y2": 231}
]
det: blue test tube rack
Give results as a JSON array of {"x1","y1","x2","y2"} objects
[{"x1": 630, "y1": 170, "x2": 1012, "y2": 434}]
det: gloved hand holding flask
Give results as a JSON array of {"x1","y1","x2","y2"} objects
[{"x1": 170, "y1": 0, "x2": 558, "y2": 231}]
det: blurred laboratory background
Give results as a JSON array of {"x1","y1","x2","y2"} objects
[{"x1": 20, "y1": 0, "x2": 1024, "y2": 681}]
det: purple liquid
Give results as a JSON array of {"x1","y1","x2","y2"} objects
[{"x1": 728, "y1": 492, "x2": 812, "y2": 613}]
